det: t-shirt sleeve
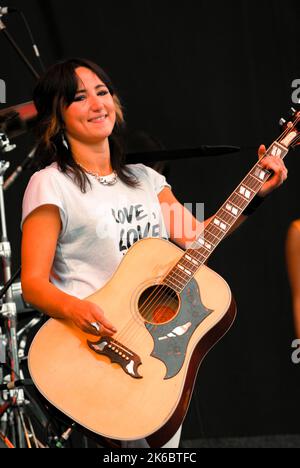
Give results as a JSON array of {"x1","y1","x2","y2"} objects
[
  {"x1": 21, "y1": 169, "x2": 66, "y2": 231},
  {"x1": 141, "y1": 164, "x2": 171, "y2": 195}
]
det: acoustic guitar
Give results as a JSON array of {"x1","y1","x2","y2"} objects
[{"x1": 28, "y1": 110, "x2": 300, "y2": 447}]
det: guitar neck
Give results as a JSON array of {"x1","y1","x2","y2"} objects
[{"x1": 163, "y1": 140, "x2": 289, "y2": 293}]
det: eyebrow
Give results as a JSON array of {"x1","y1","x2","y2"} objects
[{"x1": 75, "y1": 84, "x2": 106, "y2": 94}]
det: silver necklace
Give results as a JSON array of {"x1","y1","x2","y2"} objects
[{"x1": 78, "y1": 163, "x2": 118, "y2": 186}]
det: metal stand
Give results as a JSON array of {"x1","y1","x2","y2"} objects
[
  {"x1": 0, "y1": 157, "x2": 23, "y2": 446},
  {"x1": 0, "y1": 136, "x2": 45, "y2": 448}
]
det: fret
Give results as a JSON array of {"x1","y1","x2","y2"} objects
[
  {"x1": 162, "y1": 134, "x2": 292, "y2": 294},
  {"x1": 249, "y1": 168, "x2": 264, "y2": 183},
  {"x1": 206, "y1": 223, "x2": 224, "y2": 240},
  {"x1": 237, "y1": 184, "x2": 254, "y2": 201},
  {"x1": 186, "y1": 248, "x2": 206, "y2": 263},
  {"x1": 192, "y1": 248, "x2": 209, "y2": 263},
  {"x1": 193, "y1": 239, "x2": 213, "y2": 256},
  {"x1": 178, "y1": 256, "x2": 197, "y2": 271},
  {"x1": 232, "y1": 192, "x2": 250, "y2": 210},
  {"x1": 219, "y1": 207, "x2": 237, "y2": 225},
  {"x1": 184, "y1": 253, "x2": 200, "y2": 267},
  {"x1": 269, "y1": 141, "x2": 287, "y2": 158},
  {"x1": 247, "y1": 173, "x2": 263, "y2": 190},
  {"x1": 213, "y1": 217, "x2": 229, "y2": 232},
  {"x1": 177, "y1": 263, "x2": 194, "y2": 277},
  {"x1": 197, "y1": 237, "x2": 213, "y2": 252},
  {"x1": 164, "y1": 277, "x2": 181, "y2": 293},
  {"x1": 204, "y1": 230, "x2": 219, "y2": 245},
  {"x1": 241, "y1": 178, "x2": 257, "y2": 193},
  {"x1": 254, "y1": 166, "x2": 268, "y2": 181},
  {"x1": 231, "y1": 192, "x2": 248, "y2": 209},
  {"x1": 245, "y1": 173, "x2": 261, "y2": 189},
  {"x1": 223, "y1": 201, "x2": 240, "y2": 217},
  {"x1": 171, "y1": 267, "x2": 190, "y2": 284},
  {"x1": 178, "y1": 260, "x2": 198, "y2": 276},
  {"x1": 187, "y1": 245, "x2": 207, "y2": 262},
  {"x1": 165, "y1": 272, "x2": 186, "y2": 290}
]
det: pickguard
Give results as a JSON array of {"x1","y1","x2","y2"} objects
[{"x1": 145, "y1": 279, "x2": 213, "y2": 379}]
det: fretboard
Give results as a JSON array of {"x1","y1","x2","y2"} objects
[{"x1": 163, "y1": 141, "x2": 288, "y2": 292}]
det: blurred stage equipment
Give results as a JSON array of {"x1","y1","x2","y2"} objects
[{"x1": 0, "y1": 5, "x2": 54, "y2": 448}]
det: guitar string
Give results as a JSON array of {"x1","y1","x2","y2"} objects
[
  {"x1": 114, "y1": 116, "x2": 300, "y2": 346},
  {"x1": 116, "y1": 130, "x2": 297, "y2": 349}
]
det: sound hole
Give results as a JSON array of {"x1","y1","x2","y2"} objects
[{"x1": 138, "y1": 285, "x2": 179, "y2": 325}]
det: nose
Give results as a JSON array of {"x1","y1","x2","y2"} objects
[{"x1": 89, "y1": 93, "x2": 104, "y2": 111}]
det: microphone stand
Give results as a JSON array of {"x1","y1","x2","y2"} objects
[{"x1": 0, "y1": 17, "x2": 40, "y2": 80}]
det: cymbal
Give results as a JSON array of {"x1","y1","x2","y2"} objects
[{"x1": 0, "y1": 101, "x2": 37, "y2": 138}]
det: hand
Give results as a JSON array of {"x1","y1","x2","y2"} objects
[
  {"x1": 66, "y1": 298, "x2": 117, "y2": 336},
  {"x1": 257, "y1": 144, "x2": 288, "y2": 198}
]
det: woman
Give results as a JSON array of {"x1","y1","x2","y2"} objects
[
  {"x1": 21, "y1": 58, "x2": 287, "y2": 447},
  {"x1": 286, "y1": 220, "x2": 300, "y2": 338}
]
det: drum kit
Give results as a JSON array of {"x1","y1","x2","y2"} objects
[{"x1": 0, "y1": 6, "x2": 241, "y2": 449}]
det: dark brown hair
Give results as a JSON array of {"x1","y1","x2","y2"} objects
[{"x1": 33, "y1": 58, "x2": 138, "y2": 192}]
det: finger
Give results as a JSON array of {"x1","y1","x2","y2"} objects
[
  {"x1": 95, "y1": 309, "x2": 117, "y2": 333},
  {"x1": 260, "y1": 156, "x2": 282, "y2": 171},
  {"x1": 258, "y1": 144, "x2": 266, "y2": 160},
  {"x1": 89, "y1": 321, "x2": 116, "y2": 336}
]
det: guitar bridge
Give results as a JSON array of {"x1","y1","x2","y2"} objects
[{"x1": 87, "y1": 336, "x2": 142, "y2": 379}]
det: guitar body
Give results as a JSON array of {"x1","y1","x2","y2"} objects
[{"x1": 28, "y1": 237, "x2": 236, "y2": 447}]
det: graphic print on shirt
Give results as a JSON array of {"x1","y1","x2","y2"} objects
[{"x1": 111, "y1": 203, "x2": 166, "y2": 255}]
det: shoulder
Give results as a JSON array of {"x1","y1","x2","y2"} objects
[
  {"x1": 125, "y1": 163, "x2": 168, "y2": 183},
  {"x1": 288, "y1": 219, "x2": 300, "y2": 235},
  {"x1": 125, "y1": 163, "x2": 151, "y2": 177},
  {"x1": 28, "y1": 163, "x2": 63, "y2": 183},
  {"x1": 286, "y1": 219, "x2": 300, "y2": 249},
  {"x1": 25, "y1": 163, "x2": 71, "y2": 196}
]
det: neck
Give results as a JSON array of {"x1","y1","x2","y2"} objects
[{"x1": 68, "y1": 138, "x2": 113, "y2": 175}]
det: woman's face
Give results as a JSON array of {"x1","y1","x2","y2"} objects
[{"x1": 62, "y1": 66, "x2": 116, "y2": 145}]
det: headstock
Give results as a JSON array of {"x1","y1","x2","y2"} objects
[{"x1": 278, "y1": 108, "x2": 300, "y2": 149}]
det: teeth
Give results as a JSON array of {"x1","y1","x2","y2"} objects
[{"x1": 89, "y1": 115, "x2": 106, "y2": 122}]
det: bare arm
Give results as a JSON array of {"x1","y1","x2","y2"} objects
[
  {"x1": 286, "y1": 221, "x2": 300, "y2": 338},
  {"x1": 158, "y1": 187, "x2": 247, "y2": 249},
  {"x1": 21, "y1": 205, "x2": 116, "y2": 336}
]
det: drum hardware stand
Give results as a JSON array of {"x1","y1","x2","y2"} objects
[
  {"x1": 0, "y1": 135, "x2": 63, "y2": 448},
  {"x1": 0, "y1": 140, "x2": 41, "y2": 448}
]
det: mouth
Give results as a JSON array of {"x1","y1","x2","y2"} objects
[{"x1": 88, "y1": 114, "x2": 108, "y2": 123}]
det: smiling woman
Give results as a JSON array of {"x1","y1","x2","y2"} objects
[
  {"x1": 32, "y1": 58, "x2": 136, "y2": 192},
  {"x1": 21, "y1": 57, "x2": 181, "y2": 448},
  {"x1": 62, "y1": 68, "x2": 117, "y2": 156},
  {"x1": 20, "y1": 57, "x2": 288, "y2": 449}
]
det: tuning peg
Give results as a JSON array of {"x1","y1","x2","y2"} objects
[
  {"x1": 279, "y1": 118, "x2": 286, "y2": 127},
  {"x1": 291, "y1": 107, "x2": 297, "y2": 116}
]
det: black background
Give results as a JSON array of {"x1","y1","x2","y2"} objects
[{"x1": 1, "y1": 0, "x2": 300, "y2": 442}]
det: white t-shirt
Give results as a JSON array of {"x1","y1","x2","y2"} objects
[{"x1": 22, "y1": 163, "x2": 171, "y2": 299}]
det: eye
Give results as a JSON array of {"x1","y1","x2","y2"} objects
[
  {"x1": 73, "y1": 94, "x2": 85, "y2": 102},
  {"x1": 97, "y1": 90, "x2": 109, "y2": 96}
]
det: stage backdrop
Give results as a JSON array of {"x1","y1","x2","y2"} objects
[{"x1": 1, "y1": 0, "x2": 300, "y2": 441}]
